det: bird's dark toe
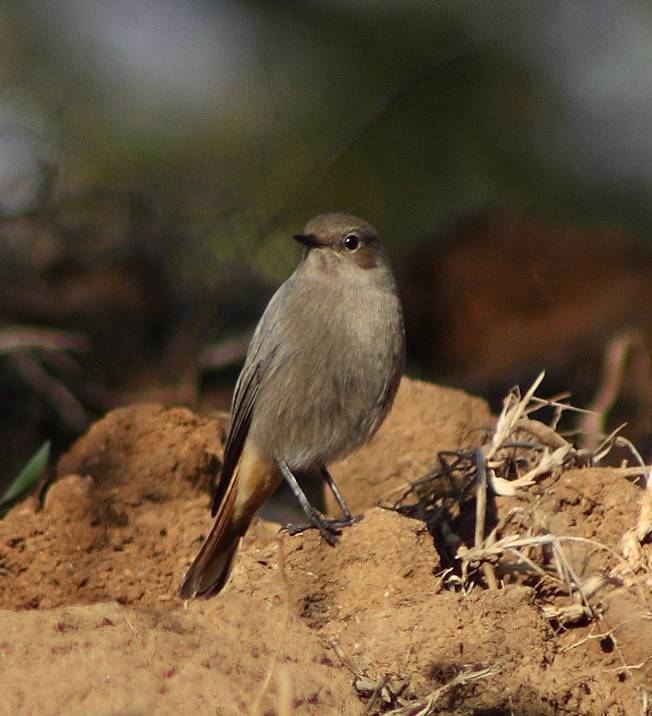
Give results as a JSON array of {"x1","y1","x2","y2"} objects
[{"x1": 283, "y1": 513, "x2": 362, "y2": 545}]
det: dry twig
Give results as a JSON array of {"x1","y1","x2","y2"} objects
[
  {"x1": 385, "y1": 372, "x2": 651, "y2": 624},
  {"x1": 382, "y1": 663, "x2": 500, "y2": 716}
]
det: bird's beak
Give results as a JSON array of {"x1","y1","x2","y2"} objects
[{"x1": 293, "y1": 233, "x2": 324, "y2": 248}]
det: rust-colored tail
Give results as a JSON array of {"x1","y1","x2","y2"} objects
[
  {"x1": 181, "y1": 445, "x2": 282, "y2": 599},
  {"x1": 180, "y1": 467, "x2": 243, "y2": 599}
]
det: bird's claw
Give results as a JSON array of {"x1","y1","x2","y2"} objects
[{"x1": 284, "y1": 513, "x2": 363, "y2": 545}]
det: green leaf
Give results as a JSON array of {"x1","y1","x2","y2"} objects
[{"x1": 0, "y1": 441, "x2": 50, "y2": 518}]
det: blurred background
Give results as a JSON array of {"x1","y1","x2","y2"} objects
[{"x1": 3, "y1": 0, "x2": 652, "y2": 487}]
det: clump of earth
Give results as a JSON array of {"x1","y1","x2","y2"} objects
[{"x1": 1, "y1": 378, "x2": 650, "y2": 715}]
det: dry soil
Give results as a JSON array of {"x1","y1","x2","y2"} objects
[{"x1": 1, "y1": 378, "x2": 651, "y2": 715}]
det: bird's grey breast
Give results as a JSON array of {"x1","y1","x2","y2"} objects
[{"x1": 247, "y1": 268, "x2": 404, "y2": 470}]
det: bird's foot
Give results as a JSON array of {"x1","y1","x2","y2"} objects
[{"x1": 284, "y1": 513, "x2": 363, "y2": 546}]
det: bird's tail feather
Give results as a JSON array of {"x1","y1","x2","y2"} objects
[{"x1": 180, "y1": 466, "x2": 243, "y2": 599}]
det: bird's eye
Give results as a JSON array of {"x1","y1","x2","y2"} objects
[{"x1": 343, "y1": 234, "x2": 360, "y2": 251}]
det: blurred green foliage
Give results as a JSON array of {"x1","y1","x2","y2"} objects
[
  {"x1": 2, "y1": 1, "x2": 652, "y2": 486},
  {"x1": 0, "y1": 440, "x2": 49, "y2": 517},
  {"x1": 2, "y1": 1, "x2": 651, "y2": 301}
]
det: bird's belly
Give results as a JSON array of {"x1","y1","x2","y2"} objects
[{"x1": 250, "y1": 336, "x2": 394, "y2": 470}]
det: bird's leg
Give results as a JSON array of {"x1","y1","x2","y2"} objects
[
  {"x1": 277, "y1": 461, "x2": 356, "y2": 546},
  {"x1": 277, "y1": 460, "x2": 339, "y2": 545},
  {"x1": 319, "y1": 466, "x2": 362, "y2": 526}
]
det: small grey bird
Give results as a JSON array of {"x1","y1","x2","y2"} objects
[{"x1": 180, "y1": 213, "x2": 405, "y2": 598}]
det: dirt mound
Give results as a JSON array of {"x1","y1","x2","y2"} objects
[
  {"x1": 1, "y1": 595, "x2": 360, "y2": 716},
  {"x1": 234, "y1": 511, "x2": 560, "y2": 713},
  {"x1": 0, "y1": 404, "x2": 226, "y2": 609},
  {"x1": 1, "y1": 377, "x2": 651, "y2": 714}
]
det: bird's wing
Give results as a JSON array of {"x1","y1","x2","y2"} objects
[{"x1": 211, "y1": 293, "x2": 283, "y2": 516}]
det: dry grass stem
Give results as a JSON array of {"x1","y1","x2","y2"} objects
[
  {"x1": 385, "y1": 372, "x2": 652, "y2": 631},
  {"x1": 382, "y1": 664, "x2": 500, "y2": 716},
  {"x1": 485, "y1": 371, "x2": 545, "y2": 462},
  {"x1": 581, "y1": 330, "x2": 651, "y2": 451}
]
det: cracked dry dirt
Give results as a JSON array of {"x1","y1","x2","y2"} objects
[{"x1": 1, "y1": 378, "x2": 651, "y2": 715}]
